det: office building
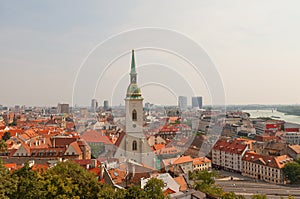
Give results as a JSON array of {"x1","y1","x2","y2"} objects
[
  {"x1": 192, "y1": 96, "x2": 203, "y2": 109},
  {"x1": 178, "y1": 96, "x2": 187, "y2": 111}
]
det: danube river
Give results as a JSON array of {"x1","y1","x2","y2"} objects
[{"x1": 243, "y1": 109, "x2": 300, "y2": 124}]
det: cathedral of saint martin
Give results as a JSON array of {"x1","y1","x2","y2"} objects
[{"x1": 114, "y1": 50, "x2": 156, "y2": 169}]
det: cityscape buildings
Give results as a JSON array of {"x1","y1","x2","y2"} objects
[
  {"x1": 178, "y1": 96, "x2": 187, "y2": 111},
  {"x1": 57, "y1": 103, "x2": 69, "y2": 114},
  {"x1": 91, "y1": 99, "x2": 98, "y2": 112},
  {"x1": 192, "y1": 96, "x2": 203, "y2": 109},
  {"x1": 0, "y1": 51, "x2": 300, "y2": 198}
]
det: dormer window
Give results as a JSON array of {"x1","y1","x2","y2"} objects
[{"x1": 132, "y1": 109, "x2": 137, "y2": 121}]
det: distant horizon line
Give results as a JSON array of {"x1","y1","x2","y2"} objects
[{"x1": 1, "y1": 103, "x2": 300, "y2": 108}]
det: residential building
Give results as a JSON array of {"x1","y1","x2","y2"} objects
[
  {"x1": 212, "y1": 139, "x2": 249, "y2": 173},
  {"x1": 81, "y1": 130, "x2": 115, "y2": 158},
  {"x1": 141, "y1": 173, "x2": 180, "y2": 195},
  {"x1": 193, "y1": 157, "x2": 212, "y2": 171},
  {"x1": 162, "y1": 155, "x2": 194, "y2": 174},
  {"x1": 252, "y1": 140, "x2": 286, "y2": 156},
  {"x1": 287, "y1": 144, "x2": 300, "y2": 160},
  {"x1": 282, "y1": 132, "x2": 300, "y2": 145},
  {"x1": 242, "y1": 152, "x2": 292, "y2": 184},
  {"x1": 253, "y1": 120, "x2": 283, "y2": 134}
]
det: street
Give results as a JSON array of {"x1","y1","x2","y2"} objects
[{"x1": 215, "y1": 172, "x2": 300, "y2": 199}]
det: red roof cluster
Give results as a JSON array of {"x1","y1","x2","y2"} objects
[{"x1": 213, "y1": 139, "x2": 248, "y2": 155}]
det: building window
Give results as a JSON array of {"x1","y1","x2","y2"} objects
[
  {"x1": 132, "y1": 109, "x2": 137, "y2": 121},
  {"x1": 132, "y1": 140, "x2": 137, "y2": 151}
]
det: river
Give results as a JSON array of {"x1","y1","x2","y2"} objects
[{"x1": 243, "y1": 109, "x2": 300, "y2": 124}]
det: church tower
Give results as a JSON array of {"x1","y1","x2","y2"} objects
[
  {"x1": 125, "y1": 49, "x2": 144, "y2": 136},
  {"x1": 114, "y1": 50, "x2": 156, "y2": 169}
]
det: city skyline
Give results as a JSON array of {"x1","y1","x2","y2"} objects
[{"x1": 1, "y1": 1, "x2": 300, "y2": 106}]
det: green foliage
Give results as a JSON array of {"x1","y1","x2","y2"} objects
[
  {"x1": 11, "y1": 162, "x2": 43, "y2": 199},
  {"x1": 192, "y1": 170, "x2": 224, "y2": 197},
  {"x1": 0, "y1": 140, "x2": 7, "y2": 152},
  {"x1": 126, "y1": 185, "x2": 146, "y2": 199},
  {"x1": 283, "y1": 160, "x2": 300, "y2": 184},
  {"x1": 97, "y1": 184, "x2": 115, "y2": 199},
  {"x1": 42, "y1": 161, "x2": 101, "y2": 199},
  {"x1": 97, "y1": 184, "x2": 125, "y2": 199},
  {"x1": 144, "y1": 178, "x2": 165, "y2": 199},
  {"x1": 0, "y1": 159, "x2": 17, "y2": 199},
  {"x1": 190, "y1": 170, "x2": 216, "y2": 185},
  {"x1": 222, "y1": 192, "x2": 245, "y2": 199},
  {"x1": 0, "y1": 160, "x2": 168, "y2": 199},
  {"x1": 252, "y1": 194, "x2": 267, "y2": 199}
]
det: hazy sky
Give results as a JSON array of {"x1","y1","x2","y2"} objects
[{"x1": 1, "y1": 1, "x2": 300, "y2": 106}]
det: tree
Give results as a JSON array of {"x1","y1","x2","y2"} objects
[
  {"x1": 97, "y1": 184, "x2": 115, "y2": 199},
  {"x1": 283, "y1": 161, "x2": 300, "y2": 184},
  {"x1": 126, "y1": 185, "x2": 146, "y2": 199},
  {"x1": 42, "y1": 161, "x2": 101, "y2": 199},
  {"x1": 222, "y1": 192, "x2": 245, "y2": 199},
  {"x1": 2, "y1": 132, "x2": 11, "y2": 141},
  {"x1": 97, "y1": 184, "x2": 126, "y2": 199},
  {"x1": 0, "y1": 140, "x2": 7, "y2": 152},
  {"x1": 10, "y1": 162, "x2": 43, "y2": 199},
  {"x1": 252, "y1": 194, "x2": 267, "y2": 199},
  {"x1": 0, "y1": 159, "x2": 17, "y2": 199},
  {"x1": 143, "y1": 178, "x2": 165, "y2": 199},
  {"x1": 192, "y1": 170, "x2": 224, "y2": 197}
]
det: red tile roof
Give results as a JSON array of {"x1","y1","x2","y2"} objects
[
  {"x1": 242, "y1": 152, "x2": 292, "y2": 169},
  {"x1": 289, "y1": 144, "x2": 300, "y2": 154},
  {"x1": 213, "y1": 139, "x2": 248, "y2": 155},
  {"x1": 115, "y1": 132, "x2": 126, "y2": 147},
  {"x1": 81, "y1": 130, "x2": 113, "y2": 144},
  {"x1": 174, "y1": 176, "x2": 188, "y2": 191},
  {"x1": 193, "y1": 157, "x2": 211, "y2": 165}
]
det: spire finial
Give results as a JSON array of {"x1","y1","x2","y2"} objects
[{"x1": 131, "y1": 49, "x2": 136, "y2": 74}]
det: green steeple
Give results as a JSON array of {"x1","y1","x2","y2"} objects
[
  {"x1": 126, "y1": 49, "x2": 143, "y2": 99},
  {"x1": 131, "y1": 49, "x2": 136, "y2": 74}
]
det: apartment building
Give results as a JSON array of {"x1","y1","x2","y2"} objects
[
  {"x1": 242, "y1": 152, "x2": 292, "y2": 184},
  {"x1": 212, "y1": 139, "x2": 248, "y2": 173}
]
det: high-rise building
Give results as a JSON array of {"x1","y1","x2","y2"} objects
[
  {"x1": 103, "y1": 100, "x2": 109, "y2": 111},
  {"x1": 91, "y1": 99, "x2": 98, "y2": 112},
  {"x1": 114, "y1": 50, "x2": 155, "y2": 168},
  {"x1": 178, "y1": 96, "x2": 188, "y2": 111},
  {"x1": 57, "y1": 103, "x2": 69, "y2": 114},
  {"x1": 192, "y1": 96, "x2": 203, "y2": 109}
]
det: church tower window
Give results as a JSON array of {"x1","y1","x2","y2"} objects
[
  {"x1": 132, "y1": 109, "x2": 137, "y2": 121},
  {"x1": 132, "y1": 140, "x2": 137, "y2": 151}
]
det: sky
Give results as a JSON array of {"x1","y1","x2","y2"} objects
[{"x1": 1, "y1": 0, "x2": 300, "y2": 107}]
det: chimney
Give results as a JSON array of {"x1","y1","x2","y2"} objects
[{"x1": 99, "y1": 163, "x2": 105, "y2": 180}]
